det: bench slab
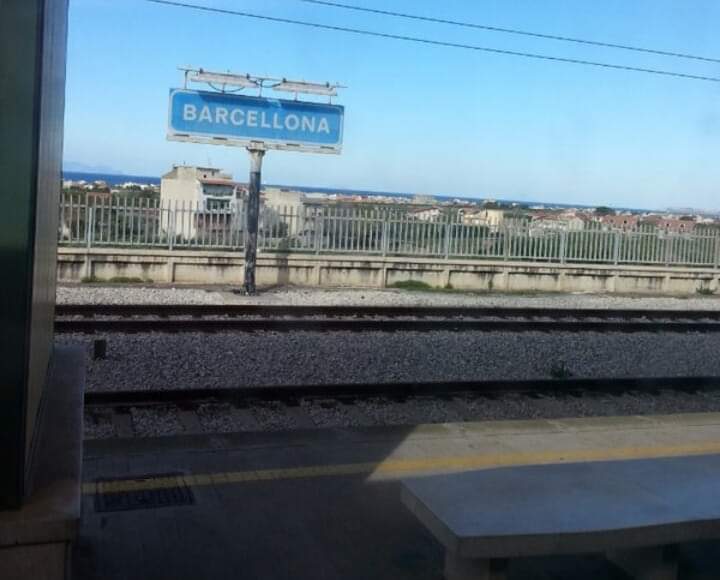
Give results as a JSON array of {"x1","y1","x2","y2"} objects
[{"x1": 402, "y1": 455, "x2": 720, "y2": 578}]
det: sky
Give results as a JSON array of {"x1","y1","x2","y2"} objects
[{"x1": 64, "y1": 0, "x2": 720, "y2": 210}]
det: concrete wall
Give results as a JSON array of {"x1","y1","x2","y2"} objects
[{"x1": 58, "y1": 248, "x2": 720, "y2": 296}]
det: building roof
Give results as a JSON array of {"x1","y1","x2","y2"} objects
[
  {"x1": 161, "y1": 165, "x2": 233, "y2": 180},
  {"x1": 200, "y1": 178, "x2": 236, "y2": 186}
]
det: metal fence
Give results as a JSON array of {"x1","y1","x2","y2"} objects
[{"x1": 58, "y1": 194, "x2": 720, "y2": 268}]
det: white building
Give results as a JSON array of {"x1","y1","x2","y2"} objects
[
  {"x1": 529, "y1": 212, "x2": 587, "y2": 237},
  {"x1": 409, "y1": 207, "x2": 442, "y2": 221},
  {"x1": 261, "y1": 188, "x2": 307, "y2": 237},
  {"x1": 462, "y1": 208, "x2": 506, "y2": 229},
  {"x1": 160, "y1": 165, "x2": 241, "y2": 239}
]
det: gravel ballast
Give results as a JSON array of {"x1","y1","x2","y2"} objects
[
  {"x1": 83, "y1": 390, "x2": 720, "y2": 439},
  {"x1": 56, "y1": 284, "x2": 720, "y2": 310},
  {"x1": 57, "y1": 330, "x2": 720, "y2": 392}
]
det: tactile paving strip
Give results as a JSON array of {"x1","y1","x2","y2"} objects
[{"x1": 94, "y1": 473, "x2": 195, "y2": 512}]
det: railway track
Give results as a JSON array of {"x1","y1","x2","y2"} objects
[
  {"x1": 84, "y1": 376, "x2": 720, "y2": 439},
  {"x1": 84, "y1": 375, "x2": 720, "y2": 407},
  {"x1": 56, "y1": 304, "x2": 720, "y2": 333}
]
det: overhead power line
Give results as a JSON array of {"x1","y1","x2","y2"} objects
[
  {"x1": 301, "y1": 0, "x2": 720, "y2": 65},
  {"x1": 146, "y1": 0, "x2": 720, "y2": 83}
]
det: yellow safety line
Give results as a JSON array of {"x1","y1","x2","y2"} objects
[{"x1": 82, "y1": 439, "x2": 720, "y2": 496}]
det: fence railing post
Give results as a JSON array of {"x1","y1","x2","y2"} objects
[
  {"x1": 613, "y1": 229, "x2": 621, "y2": 265},
  {"x1": 381, "y1": 212, "x2": 389, "y2": 257},
  {"x1": 714, "y1": 234, "x2": 720, "y2": 270},
  {"x1": 559, "y1": 229, "x2": 567, "y2": 264},
  {"x1": 315, "y1": 212, "x2": 324, "y2": 255},
  {"x1": 85, "y1": 204, "x2": 94, "y2": 249},
  {"x1": 503, "y1": 226, "x2": 511, "y2": 261},
  {"x1": 444, "y1": 216, "x2": 451, "y2": 259},
  {"x1": 168, "y1": 203, "x2": 175, "y2": 251}
]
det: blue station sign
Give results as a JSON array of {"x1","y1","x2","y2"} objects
[{"x1": 168, "y1": 89, "x2": 344, "y2": 153}]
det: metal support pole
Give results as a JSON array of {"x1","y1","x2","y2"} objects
[{"x1": 244, "y1": 148, "x2": 265, "y2": 295}]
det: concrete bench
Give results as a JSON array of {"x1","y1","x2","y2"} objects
[{"x1": 401, "y1": 455, "x2": 720, "y2": 580}]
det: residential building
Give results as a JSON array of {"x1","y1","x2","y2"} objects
[
  {"x1": 600, "y1": 214, "x2": 640, "y2": 229},
  {"x1": 412, "y1": 194, "x2": 435, "y2": 205},
  {"x1": 462, "y1": 208, "x2": 506, "y2": 229},
  {"x1": 261, "y1": 187, "x2": 306, "y2": 236},
  {"x1": 531, "y1": 213, "x2": 586, "y2": 232},
  {"x1": 160, "y1": 165, "x2": 241, "y2": 239},
  {"x1": 641, "y1": 215, "x2": 696, "y2": 234},
  {"x1": 262, "y1": 187, "x2": 304, "y2": 209},
  {"x1": 409, "y1": 207, "x2": 442, "y2": 221}
]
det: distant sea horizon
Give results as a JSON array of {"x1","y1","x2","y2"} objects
[
  {"x1": 63, "y1": 170, "x2": 649, "y2": 212},
  {"x1": 64, "y1": 170, "x2": 161, "y2": 186}
]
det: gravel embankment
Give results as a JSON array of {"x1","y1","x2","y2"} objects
[
  {"x1": 56, "y1": 284, "x2": 720, "y2": 310},
  {"x1": 58, "y1": 330, "x2": 720, "y2": 392},
  {"x1": 61, "y1": 285, "x2": 720, "y2": 438}
]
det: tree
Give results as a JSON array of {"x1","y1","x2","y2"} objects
[{"x1": 594, "y1": 206, "x2": 615, "y2": 216}]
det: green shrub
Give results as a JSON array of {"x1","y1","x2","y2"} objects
[
  {"x1": 388, "y1": 280, "x2": 434, "y2": 291},
  {"x1": 81, "y1": 275, "x2": 102, "y2": 283},
  {"x1": 549, "y1": 361, "x2": 573, "y2": 380},
  {"x1": 108, "y1": 276, "x2": 150, "y2": 284},
  {"x1": 81, "y1": 275, "x2": 151, "y2": 284}
]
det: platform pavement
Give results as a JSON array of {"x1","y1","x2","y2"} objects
[{"x1": 75, "y1": 413, "x2": 720, "y2": 580}]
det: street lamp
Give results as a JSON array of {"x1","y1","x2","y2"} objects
[
  {"x1": 186, "y1": 69, "x2": 259, "y2": 91},
  {"x1": 272, "y1": 79, "x2": 339, "y2": 100},
  {"x1": 181, "y1": 66, "x2": 344, "y2": 101}
]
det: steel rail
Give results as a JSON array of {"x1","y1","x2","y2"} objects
[
  {"x1": 56, "y1": 304, "x2": 720, "y2": 320},
  {"x1": 55, "y1": 317, "x2": 720, "y2": 334},
  {"x1": 84, "y1": 376, "x2": 720, "y2": 408}
]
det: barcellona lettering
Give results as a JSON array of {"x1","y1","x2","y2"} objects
[{"x1": 182, "y1": 104, "x2": 331, "y2": 134}]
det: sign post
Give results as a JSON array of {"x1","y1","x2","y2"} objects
[
  {"x1": 167, "y1": 68, "x2": 344, "y2": 294},
  {"x1": 244, "y1": 148, "x2": 264, "y2": 294}
]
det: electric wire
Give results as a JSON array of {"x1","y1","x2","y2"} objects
[
  {"x1": 300, "y1": 0, "x2": 720, "y2": 65},
  {"x1": 145, "y1": 0, "x2": 720, "y2": 83}
]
